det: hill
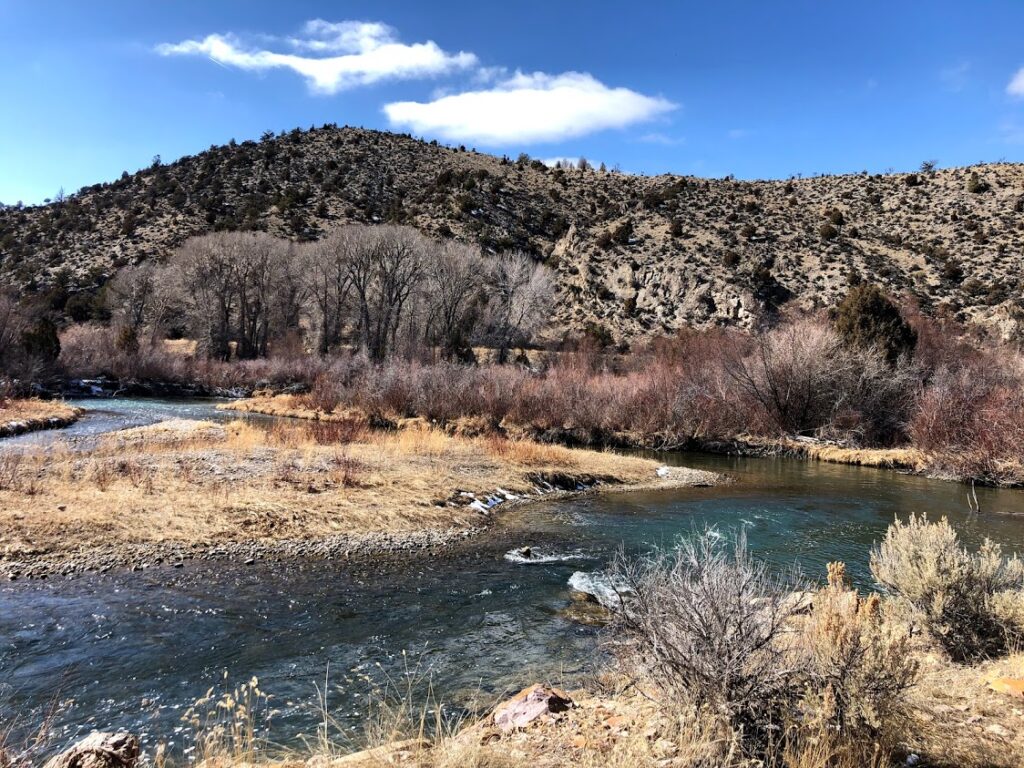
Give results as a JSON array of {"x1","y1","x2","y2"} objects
[{"x1": 2, "y1": 125, "x2": 1024, "y2": 342}]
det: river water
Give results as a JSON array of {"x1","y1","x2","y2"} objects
[{"x1": 3, "y1": 399, "x2": 1024, "y2": 754}]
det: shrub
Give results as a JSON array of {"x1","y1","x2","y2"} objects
[
  {"x1": 966, "y1": 172, "x2": 990, "y2": 194},
  {"x1": 870, "y1": 515, "x2": 1024, "y2": 660},
  {"x1": 799, "y1": 563, "x2": 918, "y2": 745},
  {"x1": 818, "y1": 222, "x2": 839, "y2": 241},
  {"x1": 833, "y1": 283, "x2": 916, "y2": 364},
  {"x1": 610, "y1": 530, "x2": 806, "y2": 746}
]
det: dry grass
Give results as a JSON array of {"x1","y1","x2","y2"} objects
[
  {"x1": 736, "y1": 435, "x2": 929, "y2": 471},
  {"x1": 0, "y1": 415, "x2": 709, "y2": 564},
  {"x1": 0, "y1": 398, "x2": 81, "y2": 436}
]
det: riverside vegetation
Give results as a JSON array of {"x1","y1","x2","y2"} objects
[
  {"x1": 3, "y1": 222, "x2": 1024, "y2": 485},
  {"x1": 8, "y1": 517, "x2": 1023, "y2": 768}
]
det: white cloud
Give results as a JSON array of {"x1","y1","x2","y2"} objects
[
  {"x1": 727, "y1": 128, "x2": 750, "y2": 139},
  {"x1": 1009, "y1": 67, "x2": 1024, "y2": 98},
  {"x1": 156, "y1": 19, "x2": 477, "y2": 94},
  {"x1": 384, "y1": 71, "x2": 676, "y2": 144}
]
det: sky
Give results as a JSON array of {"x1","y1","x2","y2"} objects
[{"x1": 2, "y1": 0, "x2": 1024, "y2": 205}]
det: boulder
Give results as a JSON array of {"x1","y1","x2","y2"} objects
[
  {"x1": 43, "y1": 732, "x2": 139, "y2": 768},
  {"x1": 493, "y1": 684, "x2": 573, "y2": 731}
]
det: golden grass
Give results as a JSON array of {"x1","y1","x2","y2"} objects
[
  {"x1": 736, "y1": 435, "x2": 929, "y2": 471},
  {"x1": 0, "y1": 398, "x2": 81, "y2": 435},
  {"x1": 0, "y1": 416, "x2": 707, "y2": 564}
]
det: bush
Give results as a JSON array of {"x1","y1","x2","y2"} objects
[
  {"x1": 833, "y1": 283, "x2": 916, "y2": 364},
  {"x1": 819, "y1": 223, "x2": 839, "y2": 241},
  {"x1": 870, "y1": 515, "x2": 1024, "y2": 660},
  {"x1": 610, "y1": 531, "x2": 805, "y2": 746},
  {"x1": 966, "y1": 172, "x2": 990, "y2": 194},
  {"x1": 799, "y1": 563, "x2": 918, "y2": 745}
]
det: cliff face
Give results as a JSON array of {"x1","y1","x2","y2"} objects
[{"x1": 3, "y1": 125, "x2": 1023, "y2": 342}]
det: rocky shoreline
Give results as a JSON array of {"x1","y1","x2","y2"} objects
[{"x1": 0, "y1": 411, "x2": 81, "y2": 438}]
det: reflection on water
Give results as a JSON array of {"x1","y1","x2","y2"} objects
[{"x1": 2, "y1": 399, "x2": 1024, "y2": 752}]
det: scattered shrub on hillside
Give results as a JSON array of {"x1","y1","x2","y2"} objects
[
  {"x1": 833, "y1": 283, "x2": 916, "y2": 364},
  {"x1": 870, "y1": 514, "x2": 1024, "y2": 660},
  {"x1": 819, "y1": 222, "x2": 839, "y2": 241},
  {"x1": 966, "y1": 172, "x2": 990, "y2": 194}
]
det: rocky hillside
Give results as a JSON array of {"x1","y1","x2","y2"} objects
[{"x1": 3, "y1": 125, "x2": 1024, "y2": 342}]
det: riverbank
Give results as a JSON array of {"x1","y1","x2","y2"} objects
[
  {"x1": 0, "y1": 416, "x2": 721, "y2": 579},
  {"x1": 0, "y1": 398, "x2": 82, "y2": 438},
  {"x1": 223, "y1": 393, "x2": 1024, "y2": 489}
]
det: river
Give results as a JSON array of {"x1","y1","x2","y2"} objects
[{"x1": 2, "y1": 398, "x2": 1024, "y2": 755}]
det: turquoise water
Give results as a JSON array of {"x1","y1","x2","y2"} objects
[{"x1": 2, "y1": 399, "x2": 1024, "y2": 753}]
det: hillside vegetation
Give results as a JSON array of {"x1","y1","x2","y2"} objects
[{"x1": 3, "y1": 125, "x2": 1024, "y2": 342}]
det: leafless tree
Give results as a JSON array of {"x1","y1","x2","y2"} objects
[
  {"x1": 106, "y1": 263, "x2": 158, "y2": 332},
  {"x1": 344, "y1": 225, "x2": 427, "y2": 360},
  {"x1": 486, "y1": 251, "x2": 555, "y2": 363},
  {"x1": 169, "y1": 233, "x2": 242, "y2": 360},
  {"x1": 423, "y1": 240, "x2": 484, "y2": 360},
  {"x1": 303, "y1": 231, "x2": 353, "y2": 355}
]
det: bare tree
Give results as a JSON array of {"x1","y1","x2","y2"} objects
[
  {"x1": 486, "y1": 251, "x2": 554, "y2": 363},
  {"x1": 106, "y1": 263, "x2": 158, "y2": 331},
  {"x1": 343, "y1": 225, "x2": 427, "y2": 360},
  {"x1": 170, "y1": 233, "x2": 241, "y2": 360},
  {"x1": 423, "y1": 241, "x2": 484, "y2": 360},
  {"x1": 304, "y1": 231, "x2": 353, "y2": 355},
  {"x1": 234, "y1": 232, "x2": 281, "y2": 359}
]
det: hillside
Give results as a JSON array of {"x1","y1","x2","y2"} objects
[{"x1": 2, "y1": 125, "x2": 1024, "y2": 343}]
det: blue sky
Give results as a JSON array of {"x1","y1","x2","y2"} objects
[{"x1": 2, "y1": 1, "x2": 1023, "y2": 204}]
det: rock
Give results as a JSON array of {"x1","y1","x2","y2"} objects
[
  {"x1": 559, "y1": 596, "x2": 612, "y2": 627},
  {"x1": 43, "y1": 732, "x2": 139, "y2": 768},
  {"x1": 988, "y1": 677, "x2": 1024, "y2": 699},
  {"x1": 492, "y1": 684, "x2": 573, "y2": 732},
  {"x1": 985, "y1": 723, "x2": 1011, "y2": 738}
]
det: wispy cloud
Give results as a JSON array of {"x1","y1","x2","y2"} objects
[
  {"x1": 999, "y1": 118, "x2": 1024, "y2": 144},
  {"x1": 637, "y1": 132, "x2": 685, "y2": 146},
  {"x1": 1008, "y1": 66, "x2": 1024, "y2": 98},
  {"x1": 384, "y1": 71, "x2": 676, "y2": 145},
  {"x1": 940, "y1": 60, "x2": 971, "y2": 92},
  {"x1": 727, "y1": 128, "x2": 750, "y2": 140},
  {"x1": 156, "y1": 20, "x2": 477, "y2": 94}
]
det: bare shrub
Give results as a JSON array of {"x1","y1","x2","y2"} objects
[
  {"x1": 724, "y1": 317, "x2": 915, "y2": 442},
  {"x1": 0, "y1": 454, "x2": 23, "y2": 491},
  {"x1": 909, "y1": 362, "x2": 1024, "y2": 482},
  {"x1": 307, "y1": 418, "x2": 366, "y2": 446},
  {"x1": 870, "y1": 514, "x2": 1024, "y2": 660},
  {"x1": 610, "y1": 530, "x2": 806, "y2": 746},
  {"x1": 304, "y1": 374, "x2": 342, "y2": 414}
]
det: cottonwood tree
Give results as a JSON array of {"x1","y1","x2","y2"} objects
[
  {"x1": 303, "y1": 231, "x2": 353, "y2": 355},
  {"x1": 106, "y1": 263, "x2": 158, "y2": 332},
  {"x1": 345, "y1": 225, "x2": 427, "y2": 360},
  {"x1": 423, "y1": 240, "x2": 484, "y2": 360},
  {"x1": 486, "y1": 251, "x2": 555, "y2": 363},
  {"x1": 169, "y1": 233, "x2": 243, "y2": 360}
]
